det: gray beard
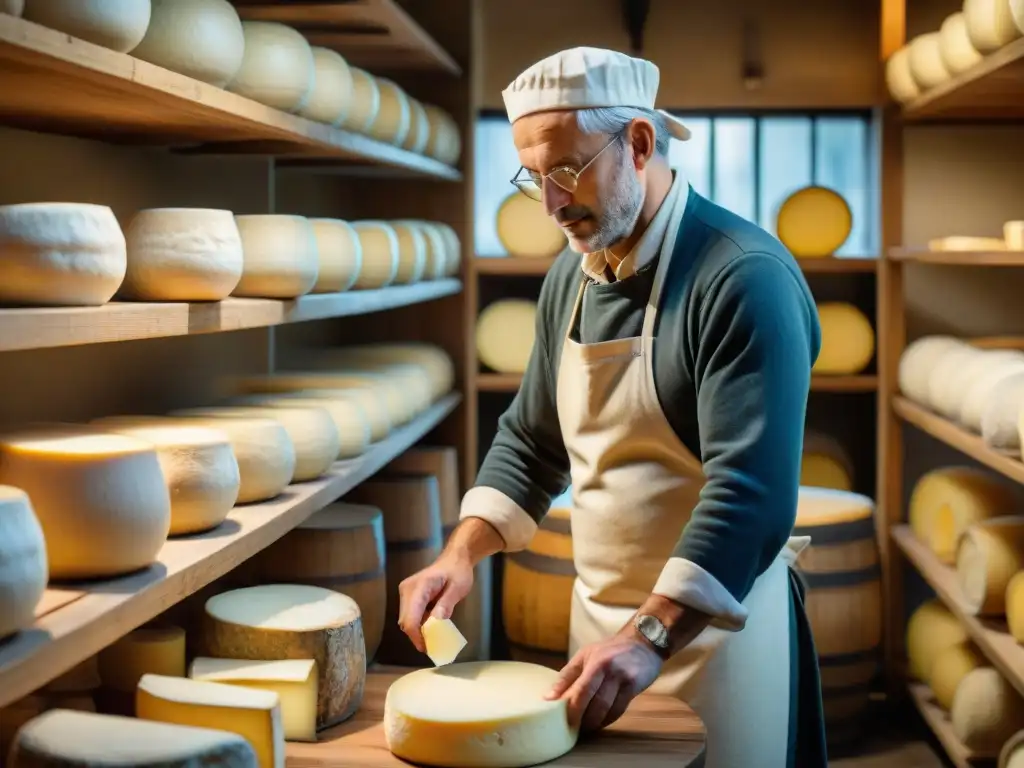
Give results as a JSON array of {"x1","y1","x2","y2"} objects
[{"x1": 580, "y1": 160, "x2": 645, "y2": 253}]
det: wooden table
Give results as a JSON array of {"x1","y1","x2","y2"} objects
[{"x1": 287, "y1": 667, "x2": 706, "y2": 767}]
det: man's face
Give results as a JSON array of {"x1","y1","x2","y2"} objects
[{"x1": 512, "y1": 111, "x2": 644, "y2": 253}]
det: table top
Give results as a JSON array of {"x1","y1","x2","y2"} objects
[{"x1": 286, "y1": 666, "x2": 706, "y2": 767}]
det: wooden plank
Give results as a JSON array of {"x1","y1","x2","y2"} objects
[
  {"x1": 907, "y1": 683, "x2": 992, "y2": 767},
  {"x1": 474, "y1": 256, "x2": 878, "y2": 277},
  {"x1": 889, "y1": 248, "x2": 1024, "y2": 266},
  {"x1": 0, "y1": 394, "x2": 461, "y2": 708}
]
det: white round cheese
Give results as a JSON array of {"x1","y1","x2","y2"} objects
[
  {"x1": 927, "y1": 343, "x2": 989, "y2": 415},
  {"x1": 24, "y1": 0, "x2": 151, "y2": 52},
  {"x1": 951, "y1": 667, "x2": 1024, "y2": 752},
  {"x1": 121, "y1": 208, "x2": 243, "y2": 302},
  {"x1": 898, "y1": 335, "x2": 971, "y2": 405},
  {"x1": 908, "y1": 32, "x2": 951, "y2": 90},
  {"x1": 229, "y1": 393, "x2": 371, "y2": 459},
  {"x1": 964, "y1": 0, "x2": 1022, "y2": 52},
  {"x1": 0, "y1": 486, "x2": 47, "y2": 641},
  {"x1": 0, "y1": 426, "x2": 171, "y2": 580},
  {"x1": 423, "y1": 104, "x2": 461, "y2": 165},
  {"x1": 402, "y1": 98, "x2": 430, "y2": 154},
  {"x1": 338, "y1": 67, "x2": 379, "y2": 133},
  {"x1": 129, "y1": 0, "x2": 245, "y2": 88},
  {"x1": 227, "y1": 21, "x2": 314, "y2": 113},
  {"x1": 981, "y1": 369, "x2": 1024, "y2": 450},
  {"x1": 496, "y1": 192, "x2": 566, "y2": 259},
  {"x1": 350, "y1": 221, "x2": 399, "y2": 289},
  {"x1": 298, "y1": 47, "x2": 353, "y2": 126},
  {"x1": 958, "y1": 352, "x2": 1024, "y2": 431},
  {"x1": 396, "y1": 220, "x2": 446, "y2": 280},
  {"x1": 384, "y1": 661, "x2": 577, "y2": 768},
  {"x1": 389, "y1": 221, "x2": 428, "y2": 283},
  {"x1": 939, "y1": 12, "x2": 984, "y2": 74},
  {"x1": 812, "y1": 302, "x2": 875, "y2": 376},
  {"x1": 885, "y1": 46, "x2": 920, "y2": 103},
  {"x1": 934, "y1": 348, "x2": 1024, "y2": 421},
  {"x1": 309, "y1": 218, "x2": 361, "y2": 293},
  {"x1": 232, "y1": 214, "x2": 319, "y2": 299},
  {"x1": 477, "y1": 300, "x2": 538, "y2": 374},
  {"x1": 435, "y1": 222, "x2": 461, "y2": 277},
  {"x1": 367, "y1": 77, "x2": 410, "y2": 146},
  {"x1": 0, "y1": 202, "x2": 126, "y2": 307}
]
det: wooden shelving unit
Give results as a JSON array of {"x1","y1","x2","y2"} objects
[{"x1": 907, "y1": 684, "x2": 990, "y2": 768}]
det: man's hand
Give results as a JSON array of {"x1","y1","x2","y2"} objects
[
  {"x1": 544, "y1": 633, "x2": 663, "y2": 733},
  {"x1": 397, "y1": 551, "x2": 474, "y2": 653}
]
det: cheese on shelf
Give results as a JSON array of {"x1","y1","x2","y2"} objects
[
  {"x1": 136, "y1": 674, "x2": 284, "y2": 768},
  {"x1": 907, "y1": 32, "x2": 951, "y2": 89},
  {"x1": 390, "y1": 221, "x2": 429, "y2": 283},
  {"x1": 801, "y1": 431, "x2": 854, "y2": 491},
  {"x1": 188, "y1": 657, "x2": 317, "y2": 743},
  {"x1": 958, "y1": 352, "x2": 1024, "y2": 432},
  {"x1": 885, "y1": 47, "x2": 920, "y2": 103},
  {"x1": 409, "y1": 220, "x2": 449, "y2": 279},
  {"x1": 775, "y1": 186, "x2": 852, "y2": 258},
  {"x1": 367, "y1": 78, "x2": 411, "y2": 146},
  {"x1": 938, "y1": 12, "x2": 984, "y2": 74},
  {"x1": 982, "y1": 369, "x2": 1024, "y2": 451},
  {"x1": 423, "y1": 104, "x2": 462, "y2": 166},
  {"x1": 402, "y1": 98, "x2": 431, "y2": 154},
  {"x1": 309, "y1": 218, "x2": 361, "y2": 293},
  {"x1": 1006, "y1": 219, "x2": 1024, "y2": 250},
  {"x1": 477, "y1": 299, "x2": 538, "y2": 374},
  {"x1": 350, "y1": 221, "x2": 399, "y2": 289},
  {"x1": 1005, "y1": 570, "x2": 1024, "y2": 642},
  {"x1": 232, "y1": 215, "x2": 319, "y2": 299},
  {"x1": 435, "y1": 222, "x2": 461, "y2": 277},
  {"x1": 121, "y1": 208, "x2": 244, "y2": 302},
  {"x1": 227, "y1": 21, "x2": 314, "y2": 113},
  {"x1": 421, "y1": 616, "x2": 468, "y2": 667},
  {"x1": 23, "y1": 0, "x2": 151, "y2": 52},
  {"x1": 951, "y1": 667, "x2": 1024, "y2": 753},
  {"x1": 906, "y1": 599, "x2": 968, "y2": 682},
  {"x1": 898, "y1": 336, "x2": 971, "y2": 406},
  {"x1": 812, "y1": 303, "x2": 875, "y2": 376},
  {"x1": 384, "y1": 661, "x2": 578, "y2": 768},
  {"x1": 97, "y1": 625, "x2": 187, "y2": 694},
  {"x1": 964, "y1": 0, "x2": 1022, "y2": 52},
  {"x1": 200, "y1": 584, "x2": 366, "y2": 729},
  {"x1": 309, "y1": 343, "x2": 455, "y2": 401},
  {"x1": 338, "y1": 67, "x2": 379, "y2": 133},
  {"x1": 297, "y1": 47, "x2": 353, "y2": 126},
  {"x1": 268, "y1": 387, "x2": 390, "y2": 443},
  {"x1": 957, "y1": 517, "x2": 1024, "y2": 615},
  {"x1": 0, "y1": 426, "x2": 171, "y2": 580},
  {"x1": 927, "y1": 344, "x2": 999, "y2": 419},
  {"x1": 930, "y1": 642, "x2": 986, "y2": 711},
  {"x1": 228, "y1": 394, "x2": 371, "y2": 459},
  {"x1": 496, "y1": 192, "x2": 566, "y2": 259},
  {"x1": 928, "y1": 236, "x2": 1007, "y2": 251},
  {"x1": 0, "y1": 485, "x2": 46, "y2": 640},
  {"x1": 6, "y1": 709, "x2": 259, "y2": 768}
]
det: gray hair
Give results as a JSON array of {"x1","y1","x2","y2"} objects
[{"x1": 576, "y1": 106, "x2": 671, "y2": 158}]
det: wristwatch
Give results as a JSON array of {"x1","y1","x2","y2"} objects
[{"x1": 633, "y1": 614, "x2": 670, "y2": 658}]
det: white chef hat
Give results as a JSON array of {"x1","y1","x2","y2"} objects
[{"x1": 502, "y1": 46, "x2": 690, "y2": 141}]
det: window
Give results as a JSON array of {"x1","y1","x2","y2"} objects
[{"x1": 474, "y1": 110, "x2": 877, "y2": 258}]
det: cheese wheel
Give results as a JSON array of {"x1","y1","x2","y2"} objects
[
  {"x1": 309, "y1": 342, "x2": 455, "y2": 401},
  {"x1": 813, "y1": 302, "x2": 875, "y2": 375},
  {"x1": 200, "y1": 584, "x2": 366, "y2": 729},
  {"x1": 898, "y1": 335, "x2": 970, "y2": 405},
  {"x1": 927, "y1": 344, "x2": 991, "y2": 417},
  {"x1": 227, "y1": 21, "x2": 314, "y2": 113},
  {"x1": 384, "y1": 661, "x2": 577, "y2": 767},
  {"x1": 228, "y1": 393, "x2": 371, "y2": 459},
  {"x1": 776, "y1": 186, "x2": 853, "y2": 258},
  {"x1": 934, "y1": 348, "x2": 1024, "y2": 421},
  {"x1": 1, "y1": 694, "x2": 97, "y2": 755},
  {"x1": 2, "y1": 1, "x2": 23, "y2": 18},
  {"x1": 297, "y1": 47, "x2": 353, "y2": 126},
  {"x1": 41, "y1": 657, "x2": 101, "y2": 694},
  {"x1": 496, "y1": 192, "x2": 566, "y2": 259},
  {"x1": 262, "y1": 387, "x2": 390, "y2": 443},
  {"x1": 801, "y1": 431, "x2": 853, "y2": 491},
  {"x1": 97, "y1": 625, "x2": 186, "y2": 693},
  {"x1": 952, "y1": 667, "x2": 1024, "y2": 752},
  {"x1": 931, "y1": 642, "x2": 986, "y2": 710},
  {"x1": 309, "y1": 219, "x2": 361, "y2": 293},
  {"x1": 136, "y1": 674, "x2": 283, "y2": 768},
  {"x1": 435, "y1": 222, "x2": 461, "y2": 277},
  {"x1": 421, "y1": 617, "x2": 468, "y2": 667},
  {"x1": 0, "y1": 486, "x2": 46, "y2": 640},
  {"x1": 1005, "y1": 570, "x2": 1024, "y2": 642},
  {"x1": 393, "y1": 219, "x2": 445, "y2": 279},
  {"x1": 906, "y1": 599, "x2": 968, "y2": 681},
  {"x1": 929, "y1": 235, "x2": 1008, "y2": 251},
  {"x1": 422, "y1": 104, "x2": 461, "y2": 166},
  {"x1": 1006, "y1": 220, "x2": 1024, "y2": 250},
  {"x1": 402, "y1": 98, "x2": 431, "y2": 154},
  {"x1": 1001, "y1": 730, "x2": 1024, "y2": 768},
  {"x1": 367, "y1": 78, "x2": 410, "y2": 145},
  {"x1": 477, "y1": 299, "x2": 537, "y2": 374},
  {"x1": 350, "y1": 221, "x2": 399, "y2": 289},
  {"x1": 939, "y1": 12, "x2": 984, "y2": 74},
  {"x1": 0, "y1": 426, "x2": 171, "y2": 580},
  {"x1": 232, "y1": 215, "x2": 319, "y2": 299},
  {"x1": 909, "y1": 466, "x2": 1015, "y2": 547},
  {"x1": 129, "y1": 0, "x2": 245, "y2": 87},
  {"x1": 0, "y1": 202, "x2": 126, "y2": 306},
  {"x1": 931, "y1": 487, "x2": 1015, "y2": 565},
  {"x1": 959, "y1": 353, "x2": 1024, "y2": 431},
  {"x1": 23, "y1": 0, "x2": 151, "y2": 52},
  {"x1": 957, "y1": 517, "x2": 1024, "y2": 615},
  {"x1": 339, "y1": 67, "x2": 379, "y2": 133},
  {"x1": 7, "y1": 709, "x2": 259, "y2": 768},
  {"x1": 908, "y1": 32, "x2": 951, "y2": 89},
  {"x1": 965, "y1": 0, "x2": 1022, "y2": 52},
  {"x1": 389, "y1": 221, "x2": 428, "y2": 283},
  {"x1": 982, "y1": 369, "x2": 1024, "y2": 450},
  {"x1": 885, "y1": 46, "x2": 920, "y2": 103}
]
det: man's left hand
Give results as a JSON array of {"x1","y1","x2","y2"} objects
[{"x1": 544, "y1": 633, "x2": 663, "y2": 733}]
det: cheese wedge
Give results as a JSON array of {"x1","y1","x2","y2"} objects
[{"x1": 421, "y1": 616, "x2": 468, "y2": 666}]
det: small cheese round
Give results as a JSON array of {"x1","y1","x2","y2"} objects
[
  {"x1": 298, "y1": 47, "x2": 354, "y2": 126},
  {"x1": 23, "y1": 0, "x2": 151, "y2": 52},
  {"x1": 423, "y1": 104, "x2": 461, "y2": 165},
  {"x1": 232, "y1": 214, "x2": 319, "y2": 299},
  {"x1": 929, "y1": 235, "x2": 1007, "y2": 251},
  {"x1": 898, "y1": 336, "x2": 971, "y2": 405},
  {"x1": 907, "y1": 32, "x2": 951, "y2": 90},
  {"x1": 0, "y1": 202, "x2": 126, "y2": 307},
  {"x1": 390, "y1": 221, "x2": 428, "y2": 283},
  {"x1": 0, "y1": 486, "x2": 47, "y2": 640},
  {"x1": 97, "y1": 625, "x2": 186, "y2": 693},
  {"x1": 956, "y1": 516, "x2": 1024, "y2": 615},
  {"x1": 951, "y1": 667, "x2": 1024, "y2": 752},
  {"x1": 906, "y1": 599, "x2": 968, "y2": 681},
  {"x1": 939, "y1": 12, "x2": 984, "y2": 75},
  {"x1": 227, "y1": 21, "x2": 314, "y2": 113},
  {"x1": 930, "y1": 642, "x2": 985, "y2": 711},
  {"x1": 957, "y1": 352, "x2": 1024, "y2": 431},
  {"x1": 496, "y1": 192, "x2": 566, "y2": 259},
  {"x1": 121, "y1": 208, "x2": 243, "y2": 301},
  {"x1": 367, "y1": 77, "x2": 410, "y2": 146},
  {"x1": 129, "y1": 0, "x2": 245, "y2": 87},
  {"x1": 813, "y1": 302, "x2": 875, "y2": 375},
  {"x1": 981, "y1": 369, "x2": 1024, "y2": 450},
  {"x1": 932, "y1": 348, "x2": 1024, "y2": 421},
  {"x1": 435, "y1": 223, "x2": 461, "y2": 277},
  {"x1": 384, "y1": 661, "x2": 577, "y2": 768},
  {"x1": 309, "y1": 219, "x2": 361, "y2": 293},
  {"x1": 402, "y1": 98, "x2": 431, "y2": 154},
  {"x1": 338, "y1": 67, "x2": 379, "y2": 133},
  {"x1": 350, "y1": 221, "x2": 399, "y2": 289},
  {"x1": 885, "y1": 46, "x2": 920, "y2": 103},
  {"x1": 964, "y1": 0, "x2": 1022, "y2": 53},
  {"x1": 908, "y1": 466, "x2": 1016, "y2": 550},
  {"x1": 397, "y1": 220, "x2": 446, "y2": 279},
  {"x1": 775, "y1": 186, "x2": 852, "y2": 258},
  {"x1": 477, "y1": 300, "x2": 538, "y2": 374},
  {"x1": 229, "y1": 393, "x2": 371, "y2": 459}
]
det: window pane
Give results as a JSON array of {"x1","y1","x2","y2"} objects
[
  {"x1": 667, "y1": 115, "x2": 711, "y2": 197},
  {"x1": 758, "y1": 117, "x2": 813, "y2": 234},
  {"x1": 814, "y1": 116, "x2": 870, "y2": 256},
  {"x1": 713, "y1": 118, "x2": 756, "y2": 221},
  {"x1": 474, "y1": 117, "x2": 523, "y2": 257}
]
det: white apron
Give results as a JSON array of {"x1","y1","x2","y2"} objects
[{"x1": 555, "y1": 189, "x2": 806, "y2": 768}]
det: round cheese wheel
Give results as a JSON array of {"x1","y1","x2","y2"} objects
[
  {"x1": 939, "y1": 12, "x2": 984, "y2": 74},
  {"x1": 98, "y1": 625, "x2": 187, "y2": 693},
  {"x1": 927, "y1": 344, "x2": 989, "y2": 416},
  {"x1": 908, "y1": 32, "x2": 951, "y2": 89},
  {"x1": 128, "y1": 0, "x2": 244, "y2": 87},
  {"x1": 929, "y1": 235, "x2": 1007, "y2": 251},
  {"x1": 958, "y1": 352, "x2": 1024, "y2": 431},
  {"x1": 931, "y1": 642, "x2": 985, "y2": 711},
  {"x1": 0, "y1": 426, "x2": 171, "y2": 580},
  {"x1": 422, "y1": 104, "x2": 461, "y2": 165},
  {"x1": 813, "y1": 302, "x2": 875, "y2": 375},
  {"x1": 401, "y1": 98, "x2": 431, "y2": 154},
  {"x1": 367, "y1": 78, "x2": 410, "y2": 146},
  {"x1": 24, "y1": 0, "x2": 151, "y2": 52},
  {"x1": 298, "y1": 47, "x2": 353, "y2": 126},
  {"x1": 396, "y1": 220, "x2": 446, "y2": 279},
  {"x1": 0, "y1": 202, "x2": 126, "y2": 307},
  {"x1": 964, "y1": 0, "x2": 1022, "y2": 53},
  {"x1": 389, "y1": 221, "x2": 428, "y2": 283},
  {"x1": 1006, "y1": 570, "x2": 1024, "y2": 642},
  {"x1": 496, "y1": 192, "x2": 566, "y2": 259},
  {"x1": 1006, "y1": 220, "x2": 1024, "y2": 250},
  {"x1": 228, "y1": 393, "x2": 371, "y2": 459},
  {"x1": 957, "y1": 516, "x2": 1024, "y2": 615},
  {"x1": 885, "y1": 46, "x2": 920, "y2": 103},
  {"x1": 2, "y1": 1, "x2": 23, "y2": 17},
  {"x1": 477, "y1": 299, "x2": 538, "y2": 374},
  {"x1": 435, "y1": 222, "x2": 461, "y2": 277},
  {"x1": 121, "y1": 208, "x2": 243, "y2": 301},
  {"x1": 908, "y1": 466, "x2": 1016, "y2": 549},
  {"x1": 906, "y1": 599, "x2": 968, "y2": 681},
  {"x1": 952, "y1": 667, "x2": 1024, "y2": 752},
  {"x1": 0, "y1": 485, "x2": 47, "y2": 640},
  {"x1": 775, "y1": 186, "x2": 852, "y2": 258},
  {"x1": 310, "y1": 343, "x2": 455, "y2": 400},
  {"x1": 227, "y1": 21, "x2": 314, "y2": 113},
  {"x1": 309, "y1": 218, "x2": 361, "y2": 293},
  {"x1": 933, "y1": 348, "x2": 1024, "y2": 421},
  {"x1": 267, "y1": 388, "x2": 391, "y2": 443},
  {"x1": 801, "y1": 431, "x2": 853, "y2": 491},
  {"x1": 1013, "y1": 0, "x2": 1024, "y2": 35},
  {"x1": 350, "y1": 221, "x2": 399, "y2": 289},
  {"x1": 232, "y1": 214, "x2": 319, "y2": 299},
  {"x1": 982, "y1": 368, "x2": 1024, "y2": 450},
  {"x1": 898, "y1": 335, "x2": 972, "y2": 405},
  {"x1": 338, "y1": 67, "x2": 379, "y2": 133}
]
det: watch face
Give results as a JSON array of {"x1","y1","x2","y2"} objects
[{"x1": 637, "y1": 614, "x2": 668, "y2": 647}]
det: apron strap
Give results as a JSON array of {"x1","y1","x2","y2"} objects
[
  {"x1": 564, "y1": 276, "x2": 588, "y2": 341},
  {"x1": 641, "y1": 178, "x2": 688, "y2": 339}
]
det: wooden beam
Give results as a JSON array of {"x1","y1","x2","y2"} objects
[{"x1": 880, "y1": 0, "x2": 906, "y2": 60}]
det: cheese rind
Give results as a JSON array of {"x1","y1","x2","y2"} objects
[
  {"x1": 228, "y1": 394, "x2": 371, "y2": 459},
  {"x1": 97, "y1": 625, "x2": 187, "y2": 694},
  {"x1": 309, "y1": 219, "x2": 361, "y2": 293},
  {"x1": 0, "y1": 485, "x2": 47, "y2": 640},
  {"x1": 964, "y1": 0, "x2": 1022, "y2": 53},
  {"x1": 982, "y1": 369, "x2": 1024, "y2": 450},
  {"x1": 908, "y1": 32, "x2": 950, "y2": 89},
  {"x1": 951, "y1": 667, "x2": 1024, "y2": 752},
  {"x1": 421, "y1": 616, "x2": 468, "y2": 666},
  {"x1": 232, "y1": 215, "x2": 319, "y2": 299},
  {"x1": 956, "y1": 517, "x2": 1024, "y2": 615},
  {"x1": 227, "y1": 21, "x2": 314, "y2": 112},
  {"x1": 906, "y1": 599, "x2": 968, "y2": 682},
  {"x1": 338, "y1": 67, "x2": 379, "y2": 133},
  {"x1": 350, "y1": 221, "x2": 399, "y2": 289},
  {"x1": 23, "y1": 0, "x2": 151, "y2": 52},
  {"x1": 298, "y1": 47, "x2": 353, "y2": 126},
  {"x1": 885, "y1": 47, "x2": 920, "y2": 103},
  {"x1": 898, "y1": 336, "x2": 970, "y2": 406},
  {"x1": 367, "y1": 78, "x2": 410, "y2": 146},
  {"x1": 939, "y1": 12, "x2": 984, "y2": 75},
  {"x1": 930, "y1": 642, "x2": 985, "y2": 711}
]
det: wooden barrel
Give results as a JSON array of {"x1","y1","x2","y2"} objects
[
  {"x1": 348, "y1": 476, "x2": 443, "y2": 666},
  {"x1": 383, "y1": 445, "x2": 492, "y2": 660},
  {"x1": 792, "y1": 486, "x2": 882, "y2": 746},
  {"x1": 503, "y1": 489, "x2": 575, "y2": 670}
]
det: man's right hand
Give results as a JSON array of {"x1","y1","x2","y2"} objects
[{"x1": 397, "y1": 551, "x2": 475, "y2": 654}]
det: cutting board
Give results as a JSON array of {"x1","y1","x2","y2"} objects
[{"x1": 287, "y1": 666, "x2": 706, "y2": 767}]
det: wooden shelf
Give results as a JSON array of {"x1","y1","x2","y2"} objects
[
  {"x1": 0, "y1": 15, "x2": 460, "y2": 179},
  {"x1": 233, "y1": 0, "x2": 461, "y2": 75},
  {"x1": 889, "y1": 249, "x2": 1024, "y2": 266},
  {"x1": 908, "y1": 683, "x2": 991, "y2": 767},
  {"x1": 892, "y1": 396, "x2": 1024, "y2": 485},
  {"x1": 0, "y1": 393, "x2": 462, "y2": 709},
  {"x1": 893, "y1": 526, "x2": 1024, "y2": 701},
  {"x1": 478, "y1": 372, "x2": 877, "y2": 394},
  {"x1": 902, "y1": 37, "x2": 1024, "y2": 122},
  {"x1": 477, "y1": 372, "x2": 524, "y2": 392},
  {"x1": 474, "y1": 256, "x2": 878, "y2": 277},
  {"x1": 0, "y1": 279, "x2": 462, "y2": 354}
]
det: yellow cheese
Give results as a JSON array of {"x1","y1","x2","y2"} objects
[
  {"x1": 1, "y1": 694, "x2": 96, "y2": 756},
  {"x1": 338, "y1": 67, "x2": 379, "y2": 133},
  {"x1": 367, "y1": 77, "x2": 411, "y2": 146},
  {"x1": 350, "y1": 221, "x2": 399, "y2": 289},
  {"x1": 906, "y1": 599, "x2": 968, "y2": 681},
  {"x1": 41, "y1": 657, "x2": 100, "y2": 694},
  {"x1": 929, "y1": 481, "x2": 1016, "y2": 565},
  {"x1": 383, "y1": 661, "x2": 578, "y2": 768},
  {"x1": 964, "y1": 0, "x2": 1022, "y2": 53},
  {"x1": 908, "y1": 32, "x2": 951, "y2": 90},
  {"x1": 801, "y1": 431, "x2": 853, "y2": 491},
  {"x1": 227, "y1": 21, "x2": 314, "y2": 113},
  {"x1": 421, "y1": 616, "x2": 468, "y2": 666},
  {"x1": 232, "y1": 215, "x2": 319, "y2": 299},
  {"x1": 97, "y1": 625, "x2": 186, "y2": 694},
  {"x1": 1006, "y1": 570, "x2": 1024, "y2": 643},
  {"x1": 939, "y1": 12, "x2": 984, "y2": 75},
  {"x1": 189, "y1": 657, "x2": 317, "y2": 743},
  {"x1": 298, "y1": 47, "x2": 353, "y2": 126},
  {"x1": 200, "y1": 584, "x2": 366, "y2": 729},
  {"x1": 477, "y1": 299, "x2": 538, "y2": 374},
  {"x1": 951, "y1": 667, "x2": 1024, "y2": 753},
  {"x1": 309, "y1": 218, "x2": 361, "y2": 293},
  {"x1": 885, "y1": 47, "x2": 920, "y2": 103},
  {"x1": 227, "y1": 394, "x2": 371, "y2": 459},
  {"x1": 897, "y1": 336, "x2": 971, "y2": 406},
  {"x1": 956, "y1": 517, "x2": 1024, "y2": 615},
  {"x1": 982, "y1": 369, "x2": 1024, "y2": 451},
  {"x1": 812, "y1": 302, "x2": 875, "y2": 376},
  {"x1": 930, "y1": 642, "x2": 985, "y2": 711},
  {"x1": 0, "y1": 485, "x2": 47, "y2": 640},
  {"x1": 908, "y1": 467, "x2": 1014, "y2": 555},
  {"x1": 1006, "y1": 220, "x2": 1024, "y2": 251},
  {"x1": 928, "y1": 236, "x2": 1007, "y2": 252},
  {"x1": 23, "y1": 0, "x2": 150, "y2": 52},
  {"x1": 136, "y1": 674, "x2": 284, "y2": 768},
  {"x1": 422, "y1": 104, "x2": 462, "y2": 166},
  {"x1": 265, "y1": 388, "x2": 391, "y2": 443},
  {"x1": 495, "y1": 192, "x2": 566, "y2": 259},
  {"x1": 402, "y1": 98, "x2": 431, "y2": 154},
  {"x1": 389, "y1": 221, "x2": 429, "y2": 283},
  {"x1": 0, "y1": 426, "x2": 171, "y2": 580},
  {"x1": 775, "y1": 186, "x2": 852, "y2": 258}
]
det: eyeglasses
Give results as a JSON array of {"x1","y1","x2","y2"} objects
[{"x1": 510, "y1": 134, "x2": 621, "y2": 202}]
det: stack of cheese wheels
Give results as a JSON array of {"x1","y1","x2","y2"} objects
[
  {"x1": 477, "y1": 299, "x2": 538, "y2": 374},
  {"x1": 227, "y1": 21, "x2": 314, "y2": 112},
  {"x1": 397, "y1": 220, "x2": 445, "y2": 280},
  {"x1": 308, "y1": 219, "x2": 361, "y2": 293},
  {"x1": 906, "y1": 599, "x2": 968, "y2": 682},
  {"x1": 907, "y1": 32, "x2": 951, "y2": 90},
  {"x1": 129, "y1": 0, "x2": 245, "y2": 87},
  {"x1": 964, "y1": 0, "x2": 1021, "y2": 53},
  {"x1": 952, "y1": 667, "x2": 1024, "y2": 754},
  {"x1": 338, "y1": 67, "x2": 379, "y2": 134},
  {"x1": 23, "y1": 0, "x2": 152, "y2": 52},
  {"x1": 0, "y1": 425, "x2": 171, "y2": 580},
  {"x1": 931, "y1": 641, "x2": 986, "y2": 711},
  {"x1": 401, "y1": 96, "x2": 431, "y2": 156},
  {"x1": 885, "y1": 46, "x2": 920, "y2": 103},
  {"x1": 254, "y1": 387, "x2": 390, "y2": 444},
  {"x1": 422, "y1": 103, "x2": 462, "y2": 166},
  {"x1": 199, "y1": 583, "x2": 367, "y2": 729},
  {"x1": 775, "y1": 186, "x2": 853, "y2": 258},
  {"x1": 801, "y1": 430, "x2": 854, "y2": 491},
  {"x1": 930, "y1": 345, "x2": 1024, "y2": 424},
  {"x1": 304, "y1": 341, "x2": 455, "y2": 402},
  {"x1": 939, "y1": 12, "x2": 984, "y2": 74},
  {"x1": 366, "y1": 77, "x2": 411, "y2": 146},
  {"x1": 496, "y1": 191, "x2": 566, "y2": 259},
  {"x1": 95, "y1": 624, "x2": 187, "y2": 716},
  {"x1": 898, "y1": 335, "x2": 971, "y2": 404},
  {"x1": 813, "y1": 302, "x2": 875, "y2": 375},
  {"x1": 351, "y1": 220, "x2": 399, "y2": 289},
  {"x1": 0, "y1": 202, "x2": 127, "y2": 307},
  {"x1": 388, "y1": 221, "x2": 428, "y2": 283},
  {"x1": 0, "y1": 486, "x2": 46, "y2": 641},
  {"x1": 297, "y1": 47, "x2": 354, "y2": 126},
  {"x1": 232, "y1": 215, "x2": 319, "y2": 299},
  {"x1": 957, "y1": 516, "x2": 1024, "y2": 616}
]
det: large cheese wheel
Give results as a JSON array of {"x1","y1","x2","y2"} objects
[
  {"x1": 939, "y1": 12, "x2": 984, "y2": 74},
  {"x1": 813, "y1": 303, "x2": 875, "y2": 375},
  {"x1": 422, "y1": 104, "x2": 461, "y2": 165},
  {"x1": 7, "y1": 709, "x2": 259, "y2": 768},
  {"x1": 200, "y1": 584, "x2": 366, "y2": 729},
  {"x1": 965, "y1": 0, "x2": 1022, "y2": 52},
  {"x1": 129, "y1": 0, "x2": 244, "y2": 87},
  {"x1": 350, "y1": 221, "x2": 399, "y2": 289},
  {"x1": 885, "y1": 46, "x2": 920, "y2": 103},
  {"x1": 898, "y1": 336, "x2": 972, "y2": 405},
  {"x1": 957, "y1": 516, "x2": 1024, "y2": 615},
  {"x1": 309, "y1": 342, "x2": 455, "y2": 401},
  {"x1": 389, "y1": 221, "x2": 428, "y2": 283},
  {"x1": 496, "y1": 192, "x2": 566, "y2": 259},
  {"x1": 226, "y1": 21, "x2": 314, "y2": 113},
  {"x1": 0, "y1": 426, "x2": 171, "y2": 580},
  {"x1": 0, "y1": 486, "x2": 46, "y2": 640},
  {"x1": 0, "y1": 202, "x2": 126, "y2": 307},
  {"x1": 309, "y1": 219, "x2": 361, "y2": 293},
  {"x1": 98, "y1": 624, "x2": 186, "y2": 694},
  {"x1": 776, "y1": 186, "x2": 853, "y2": 258},
  {"x1": 232, "y1": 215, "x2": 319, "y2": 299},
  {"x1": 367, "y1": 78, "x2": 410, "y2": 145},
  {"x1": 906, "y1": 599, "x2": 968, "y2": 681},
  {"x1": 401, "y1": 98, "x2": 430, "y2": 154},
  {"x1": 929, "y1": 235, "x2": 1008, "y2": 251},
  {"x1": 264, "y1": 387, "x2": 390, "y2": 443},
  {"x1": 952, "y1": 667, "x2": 1024, "y2": 752},
  {"x1": 477, "y1": 299, "x2": 537, "y2": 374},
  {"x1": 121, "y1": 208, "x2": 243, "y2": 302},
  {"x1": 933, "y1": 348, "x2": 1024, "y2": 421},
  {"x1": 384, "y1": 661, "x2": 577, "y2": 767},
  {"x1": 228, "y1": 393, "x2": 371, "y2": 459},
  {"x1": 959, "y1": 353, "x2": 1024, "y2": 431},
  {"x1": 983, "y1": 369, "x2": 1024, "y2": 451},
  {"x1": 927, "y1": 344, "x2": 991, "y2": 417},
  {"x1": 23, "y1": 0, "x2": 151, "y2": 52},
  {"x1": 931, "y1": 642, "x2": 986, "y2": 710},
  {"x1": 338, "y1": 67, "x2": 379, "y2": 133},
  {"x1": 297, "y1": 47, "x2": 353, "y2": 126},
  {"x1": 801, "y1": 431, "x2": 854, "y2": 491},
  {"x1": 908, "y1": 32, "x2": 951, "y2": 89}
]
